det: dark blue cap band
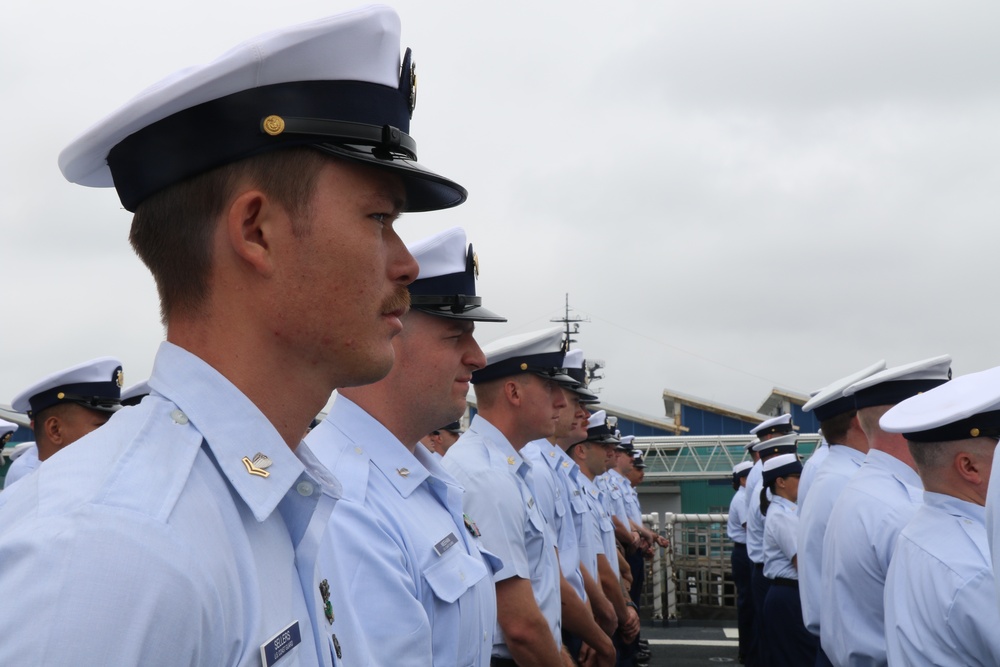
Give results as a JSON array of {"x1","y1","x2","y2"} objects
[
  {"x1": 763, "y1": 459, "x2": 803, "y2": 485},
  {"x1": 29, "y1": 379, "x2": 122, "y2": 418},
  {"x1": 852, "y1": 379, "x2": 948, "y2": 410},
  {"x1": 472, "y1": 351, "x2": 566, "y2": 384},
  {"x1": 813, "y1": 395, "x2": 856, "y2": 422}
]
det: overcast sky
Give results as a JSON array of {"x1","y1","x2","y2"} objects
[{"x1": 3, "y1": 0, "x2": 999, "y2": 420}]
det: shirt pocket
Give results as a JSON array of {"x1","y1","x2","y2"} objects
[
  {"x1": 570, "y1": 493, "x2": 588, "y2": 515},
  {"x1": 424, "y1": 549, "x2": 489, "y2": 604}
]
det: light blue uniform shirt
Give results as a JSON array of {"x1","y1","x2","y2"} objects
[
  {"x1": 441, "y1": 415, "x2": 561, "y2": 659},
  {"x1": 885, "y1": 493, "x2": 1000, "y2": 667},
  {"x1": 308, "y1": 396, "x2": 499, "y2": 667},
  {"x1": 560, "y1": 455, "x2": 601, "y2": 581},
  {"x1": 797, "y1": 444, "x2": 866, "y2": 635},
  {"x1": 0, "y1": 342, "x2": 340, "y2": 667},
  {"x1": 727, "y1": 486, "x2": 748, "y2": 543},
  {"x1": 746, "y1": 479, "x2": 770, "y2": 563},
  {"x1": 624, "y1": 481, "x2": 643, "y2": 526},
  {"x1": 602, "y1": 469, "x2": 631, "y2": 527},
  {"x1": 820, "y1": 449, "x2": 923, "y2": 667},
  {"x1": 762, "y1": 495, "x2": 798, "y2": 580},
  {"x1": 797, "y1": 439, "x2": 829, "y2": 508},
  {"x1": 3, "y1": 443, "x2": 39, "y2": 489},
  {"x1": 576, "y1": 471, "x2": 618, "y2": 578},
  {"x1": 523, "y1": 439, "x2": 587, "y2": 601}
]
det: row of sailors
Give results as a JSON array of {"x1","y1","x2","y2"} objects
[
  {"x1": 727, "y1": 354, "x2": 1000, "y2": 667},
  {"x1": 0, "y1": 225, "x2": 660, "y2": 666}
]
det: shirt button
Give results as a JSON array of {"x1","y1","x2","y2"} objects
[
  {"x1": 171, "y1": 410, "x2": 189, "y2": 425},
  {"x1": 296, "y1": 481, "x2": 314, "y2": 496}
]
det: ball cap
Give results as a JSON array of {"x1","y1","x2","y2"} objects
[
  {"x1": 750, "y1": 413, "x2": 794, "y2": 438},
  {"x1": 803, "y1": 360, "x2": 887, "y2": 421},
  {"x1": 844, "y1": 354, "x2": 952, "y2": 409},
  {"x1": 472, "y1": 327, "x2": 575, "y2": 385},
  {"x1": 880, "y1": 365, "x2": 1000, "y2": 442},
  {"x1": 762, "y1": 452, "x2": 802, "y2": 485},
  {"x1": 407, "y1": 227, "x2": 505, "y2": 322},
  {"x1": 59, "y1": 5, "x2": 466, "y2": 213},
  {"x1": 632, "y1": 451, "x2": 647, "y2": 469},
  {"x1": 12, "y1": 357, "x2": 124, "y2": 418}
]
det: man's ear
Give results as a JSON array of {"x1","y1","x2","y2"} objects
[
  {"x1": 225, "y1": 190, "x2": 280, "y2": 278},
  {"x1": 504, "y1": 379, "x2": 521, "y2": 407},
  {"x1": 42, "y1": 415, "x2": 63, "y2": 446}
]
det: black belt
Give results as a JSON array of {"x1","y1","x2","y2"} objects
[
  {"x1": 491, "y1": 658, "x2": 517, "y2": 667},
  {"x1": 753, "y1": 562, "x2": 764, "y2": 570},
  {"x1": 772, "y1": 577, "x2": 798, "y2": 588},
  {"x1": 732, "y1": 541, "x2": 747, "y2": 550}
]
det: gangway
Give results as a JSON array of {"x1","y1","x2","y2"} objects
[{"x1": 633, "y1": 433, "x2": 822, "y2": 480}]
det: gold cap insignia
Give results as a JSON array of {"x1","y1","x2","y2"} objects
[
  {"x1": 473, "y1": 253, "x2": 480, "y2": 279},
  {"x1": 262, "y1": 115, "x2": 285, "y2": 136},
  {"x1": 115, "y1": 369, "x2": 124, "y2": 388},
  {"x1": 971, "y1": 428, "x2": 981, "y2": 437},
  {"x1": 520, "y1": 363, "x2": 528, "y2": 371}
]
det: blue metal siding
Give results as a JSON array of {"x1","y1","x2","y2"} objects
[{"x1": 680, "y1": 406, "x2": 757, "y2": 436}]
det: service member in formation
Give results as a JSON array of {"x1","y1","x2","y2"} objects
[
  {"x1": 522, "y1": 348, "x2": 615, "y2": 666},
  {"x1": 4, "y1": 357, "x2": 123, "y2": 489},
  {"x1": 306, "y1": 227, "x2": 504, "y2": 667},
  {"x1": 745, "y1": 429, "x2": 798, "y2": 665},
  {"x1": 880, "y1": 366, "x2": 1000, "y2": 666},
  {"x1": 727, "y1": 461, "x2": 754, "y2": 664},
  {"x1": 442, "y1": 328, "x2": 569, "y2": 667},
  {"x1": 821, "y1": 355, "x2": 951, "y2": 667},
  {"x1": 796, "y1": 360, "x2": 884, "y2": 667},
  {"x1": 759, "y1": 453, "x2": 816, "y2": 666},
  {"x1": 421, "y1": 421, "x2": 463, "y2": 456},
  {"x1": 0, "y1": 7, "x2": 465, "y2": 665},
  {"x1": 568, "y1": 413, "x2": 643, "y2": 659},
  {"x1": 0, "y1": 419, "x2": 19, "y2": 480}
]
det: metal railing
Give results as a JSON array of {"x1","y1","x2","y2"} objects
[
  {"x1": 633, "y1": 434, "x2": 822, "y2": 480},
  {"x1": 641, "y1": 512, "x2": 733, "y2": 621}
]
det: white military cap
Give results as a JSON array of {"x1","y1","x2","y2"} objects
[
  {"x1": 880, "y1": 365, "x2": 1000, "y2": 442},
  {"x1": 406, "y1": 227, "x2": 505, "y2": 322},
  {"x1": 744, "y1": 438, "x2": 760, "y2": 452},
  {"x1": 844, "y1": 354, "x2": 952, "y2": 409},
  {"x1": 750, "y1": 413, "x2": 794, "y2": 438},
  {"x1": 803, "y1": 360, "x2": 887, "y2": 421},
  {"x1": 632, "y1": 451, "x2": 647, "y2": 469},
  {"x1": 59, "y1": 6, "x2": 464, "y2": 213},
  {"x1": 472, "y1": 327, "x2": 574, "y2": 385},
  {"x1": 121, "y1": 380, "x2": 151, "y2": 407},
  {"x1": 733, "y1": 461, "x2": 753, "y2": 475},
  {"x1": 562, "y1": 348, "x2": 600, "y2": 404},
  {"x1": 585, "y1": 410, "x2": 619, "y2": 444},
  {"x1": 0, "y1": 419, "x2": 18, "y2": 445},
  {"x1": 751, "y1": 432, "x2": 798, "y2": 457},
  {"x1": 11, "y1": 357, "x2": 123, "y2": 418},
  {"x1": 762, "y1": 453, "x2": 803, "y2": 485}
]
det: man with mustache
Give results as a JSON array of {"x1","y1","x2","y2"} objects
[
  {"x1": 443, "y1": 327, "x2": 572, "y2": 667},
  {"x1": 0, "y1": 7, "x2": 463, "y2": 665},
  {"x1": 306, "y1": 227, "x2": 505, "y2": 667}
]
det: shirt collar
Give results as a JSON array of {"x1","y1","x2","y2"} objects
[
  {"x1": 923, "y1": 491, "x2": 986, "y2": 526},
  {"x1": 324, "y1": 395, "x2": 430, "y2": 497},
  {"x1": 866, "y1": 448, "x2": 923, "y2": 489},
  {"x1": 469, "y1": 414, "x2": 528, "y2": 477},
  {"x1": 147, "y1": 341, "x2": 309, "y2": 522}
]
